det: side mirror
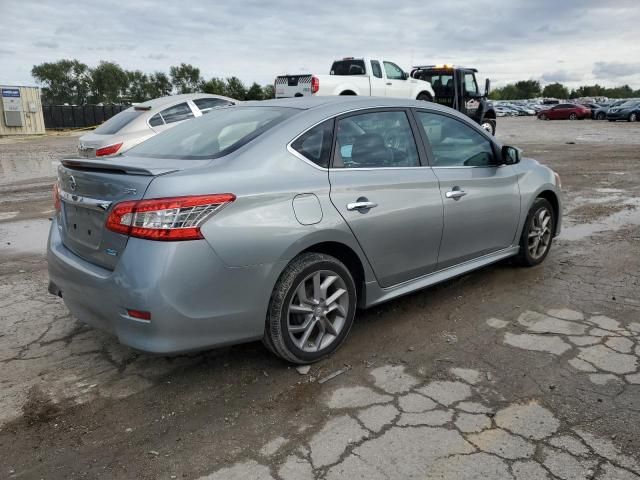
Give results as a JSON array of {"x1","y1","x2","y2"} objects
[
  {"x1": 501, "y1": 145, "x2": 521, "y2": 165},
  {"x1": 402, "y1": 71, "x2": 409, "y2": 80},
  {"x1": 485, "y1": 78, "x2": 491, "y2": 97}
]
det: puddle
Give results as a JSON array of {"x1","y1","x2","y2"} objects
[
  {"x1": 561, "y1": 198, "x2": 640, "y2": 241},
  {"x1": 0, "y1": 219, "x2": 51, "y2": 256}
]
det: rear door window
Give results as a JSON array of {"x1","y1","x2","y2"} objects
[
  {"x1": 291, "y1": 119, "x2": 334, "y2": 168},
  {"x1": 193, "y1": 97, "x2": 234, "y2": 114},
  {"x1": 333, "y1": 111, "x2": 419, "y2": 168},
  {"x1": 160, "y1": 102, "x2": 195, "y2": 124},
  {"x1": 93, "y1": 110, "x2": 143, "y2": 134}
]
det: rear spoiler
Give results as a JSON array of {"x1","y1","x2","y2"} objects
[{"x1": 61, "y1": 158, "x2": 180, "y2": 176}]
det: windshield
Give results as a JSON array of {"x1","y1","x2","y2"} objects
[
  {"x1": 94, "y1": 110, "x2": 144, "y2": 134},
  {"x1": 330, "y1": 60, "x2": 366, "y2": 76},
  {"x1": 126, "y1": 106, "x2": 297, "y2": 159}
]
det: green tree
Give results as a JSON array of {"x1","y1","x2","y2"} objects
[
  {"x1": 225, "y1": 76, "x2": 247, "y2": 100},
  {"x1": 170, "y1": 63, "x2": 203, "y2": 93},
  {"x1": 514, "y1": 80, "x2": 541, "y2": 99},
  {"x1": 202, "y1": 77, "x2": 227, "y2": 96},
  {"x1": 90, "y1": 61, "x2": 128, "y2": 103},
  {"x1": 245, "y1": 82, "x2": 264, "y2": 100},
  {"x1": 147, "y1": 72, "x2": 172, "y2": 98},
  {"x1": 31, "y1": 59, "x2": 91, "y2": 104},
  {"x1": 126, "y1": 70, "x2": 150, "y2": 103},
  {"x1": 542, "y1": 82, "x2": 569, "y2": 99},
  {"x1": 262, "y1": 84, "x2": 275, "y2": 99}
]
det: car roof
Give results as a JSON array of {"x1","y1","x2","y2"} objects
[
  {"x1": 241, "y1": 96, "x2": 455, "y2": 114},
  {"x1": 134, "y1": 93, "x2": 235, "y2": 109}
]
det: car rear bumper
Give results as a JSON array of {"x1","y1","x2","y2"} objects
[{"x1": 47, "y1": 218, "x2": 281, "y2": 354}]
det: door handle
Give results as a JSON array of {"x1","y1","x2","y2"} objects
[
  {"x1": 386, "y1": 82, "x2": 392, "y2": 86},
  {"x1": 445, "y1": 189, "x2": 467, "y2": 199},
  {"x1": 347, "y1": 201, "x2": 378, "y2": 211}
]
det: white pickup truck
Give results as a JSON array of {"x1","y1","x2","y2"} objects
[{"x1": 275, "y1": 57, "x2": 434, "y2": 101}]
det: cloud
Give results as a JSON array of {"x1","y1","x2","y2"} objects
[
  {"x1": 593, "y1": 61, "x2": 640, "y2": 79},
  {"x1": 33, "y1": 40, "x2": 59, "y2": 49},
  {"x1": 1, "y1": 0, "x2": 639, "y2": 88},
  {"x1": 541, "y1": 70, "x2": 581, "y2": 83}
]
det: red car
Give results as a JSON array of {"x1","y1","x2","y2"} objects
[{"x1": 537, "y1": 103, "x2": 590, "y2": 120}]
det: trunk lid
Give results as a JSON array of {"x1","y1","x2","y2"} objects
[
  {"x1": 57, "y1": 156, "x2": 205, "y2": 270},
  {"x1": 275, "y1": 74, "x2": 313, "y2": 98}
]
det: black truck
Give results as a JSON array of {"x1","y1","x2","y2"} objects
[{"x1": 410, "y1": 65, "x2": 497, "y2": 135}]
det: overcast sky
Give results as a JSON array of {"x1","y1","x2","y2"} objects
[{"x1": 1, "y1": 0, "x2": 640, "y2": 89}]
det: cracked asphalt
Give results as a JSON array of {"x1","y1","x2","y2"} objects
[{"x1": 0, "y1": 118, "x2": 639, "y2": 479}]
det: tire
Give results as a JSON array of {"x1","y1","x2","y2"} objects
[
  {"x1": 629, "y1": 113, "x2": 637, "y2": 122},
  {"x1": 569, "y1": 113, "x2": 577, "y2": 120},
  {"x1": 264, "y1": 253, "x2": 357, "y2": 364},
  {"x1": 516, "y1": 198, "x2": 555, "y2": 267},
  {"x1": 597, "y1": 112, "x2": 606, "y2": 120},
  {"x1": 480, "y1": 118, "x2": 496, "y2": 135},
  {"x1": 416, "y1": 92, "x2": 432, "y2": 102},
  {"x1": 539, "y1": 114, "x2": 548, "y2": 120}
]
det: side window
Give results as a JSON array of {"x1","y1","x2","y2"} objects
[
  {"x1": 464, "y1": 73, "x2": 478, "y2": 96},
  {"x1": 383, "y1": 62, "x2": 405, "y2": 80},
  {"x1": 193, "y1": 97, "x2": 233, "y2": 114},
  {"x1": 334, "y1": 111, "x2": 419, "y2": 168},
  {"x1": 291, "y1": 119, "x2": 334, "y2": 168},
  {"x1": 149, "y1": 113, "x2": 164, "y2": 127},
  {"x1": 416, "y1": 111, "x2": 495, "y2": 167},
  {"x1": 371, "y1": 61, "x2": 383, "y2": 79},
  {"x1": 160, "y1": 102, "x2": 194, "y2": 124}
]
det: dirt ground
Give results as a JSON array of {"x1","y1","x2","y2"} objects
[{"x1": 0, "y1": 118, "x2": 639, "y2": 479}]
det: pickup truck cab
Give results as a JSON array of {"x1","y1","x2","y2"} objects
[{"x1": 275, "y1": 57, "x2": 434, "y2": 101}]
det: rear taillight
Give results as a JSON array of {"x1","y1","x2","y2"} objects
[
  {"x1": 311, "y1": 76, "x2": 319, "y2": 94},
  {"x1": 53, "y1": 182, "x2": 61, "y2": 211},
  {"x1": 105, "y1": 194, "x2": 235, "y2": 241},
  {"x1": 96, "y1": 142, "x2": 123, "y2": 157}
]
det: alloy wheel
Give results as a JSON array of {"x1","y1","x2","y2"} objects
[
  {"x1": 287, "y1": 270, "x2": 349, "y2": 353},
  {"x1": 528, "y1": 208, "x2": 552, "y2": 260}
]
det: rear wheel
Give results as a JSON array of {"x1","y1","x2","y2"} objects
[
  {"x1": 480, "y1": 118, "x2": 496, "y2": 135},
  {"x1": 417, "y1": 92, "x2": 432, "y2": 102},
  {"x1": 264, "y1": 253, "x2": 356, "y2": 364},
  {"x1": 569, "y1": 113, "x2": 577, "y2": 120},
  {"x1": 596, "y1": 112, "x2": 606, "y2": 120},
  {"x1": 539, "y1": 113, "x2": 548, "y2": 120},
  {"x1": 630, "y1": 113, "x2": 637, "y2": 122},
  {"x1": 516, "y1": 198, "x2": 555, "y2": 267}
]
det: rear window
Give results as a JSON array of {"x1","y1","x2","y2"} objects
[
  {"x1": 126, "y1": 107, "x2": 297, "y2": 160},
  {"x1": 94, "y1": 110, "x2": 143, "y2": 134},
  {"x1": 330, "y1": 60, "x2": 366, "y2": 76}
]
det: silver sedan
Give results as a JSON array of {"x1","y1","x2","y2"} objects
[
  {"x1": 48, "y1": 97, "x2": 562, "y2": 364},
  {"x1": 77, "y1": 93, "x2": 236, "y2": 158}
]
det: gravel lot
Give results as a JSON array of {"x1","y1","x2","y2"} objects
[{"x1": 0, "y1": 117, "x2": 639, "y2": 479}]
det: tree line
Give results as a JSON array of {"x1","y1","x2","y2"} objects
[
  {"x1": 488, "y1": 79, "x2": 640, "y2": 101},
  {"x1": 31, "y1": 59, "x2": 275, "y2": 105}
]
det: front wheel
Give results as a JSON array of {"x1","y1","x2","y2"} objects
[
  {"x1": 597, "y1": 112, "x2": 606, "y2": 120},
  {"x1": 569, "y1": 113, "x2": 577, "y2": 120},
  {"x1": 264, "y1": 253, "x2": 356, "y2": 364},
  {"x1": 630, "y1": 113, "x2": 637, "y2": 122},
  {"x1": 539, "y1": 114, "x2": 548, "y2": 120},
  {"x1": 480, "y1": 119, "x2": 496, "y2": 135},
  {"x1": 516, "y1": 198, "x2": 555, "y2": 267}
]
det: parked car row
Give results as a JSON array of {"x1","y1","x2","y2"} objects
[{"x1": 535, "y1": 100, "x2": 640, "y2": 121}]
